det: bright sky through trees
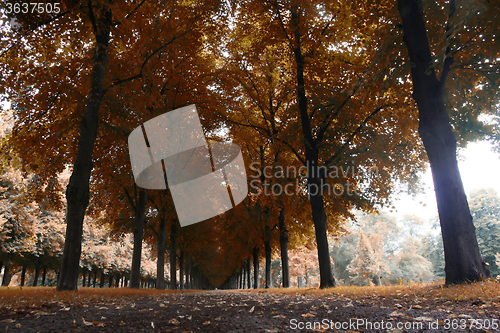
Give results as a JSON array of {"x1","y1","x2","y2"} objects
[{"x1": 394, "y1": 140, "x2": 500, "y2": 220}]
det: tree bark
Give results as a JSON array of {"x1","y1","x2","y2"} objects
[
  {"x1": 93, "y1": 269, "x2": 97, "y2": 288},
  {"x1": 82, "y1": 270, "x2": 86, "y2": 287},
  {"x1": 20, "y1": 265, "x2": 26, "y2": 286},
  {"x1": 290, "y1": 6, "x2": 335, "y2": 289},
  {"x1": 179, "y1": 250, "x2": 184, "y2": 290},
  {"x1": 169, "y1": 222, "x2": 177, "y2": 290},
  {"x1": 278, "y1": 199, "x2": 290, "y2": 288},
  {"x1": 246, "y1": 257, "x2": 252, "y2": 289},
  {"x1": 398, "y1": 0, "x2": 490, "y2": 284},
  {"x1": 2, "y1": 260, "x2": 11, "y2": 286},
  {"x1": 33, "y1": 258, "x2": 42, "y2": 286},
  {"x1": 264, "y1": 226, "x2": 272, "y2": 288},
  {"x1": 57, "y1": 2, "x2": 112, "y2": 291},
  {"x1": 130, "y1": 188, "x2": 147, "y2": 288},
  {"x1": 253, "y1": 246, "x2": 260, "y2": 289},
  {"x1": 100, "y1": 271, "x2": 105, "y2": 288},
  {"x1": 156, "y1": 217, "x2": 167, "y2": 289}
]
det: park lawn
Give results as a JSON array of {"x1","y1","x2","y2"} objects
[{"x1": 0, "y1": 280, "x2": 499, "y2": 332}]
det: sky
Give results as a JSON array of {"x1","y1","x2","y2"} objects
[{"x1": 391, "y1": 140, "x2": 500, "y2": 221}]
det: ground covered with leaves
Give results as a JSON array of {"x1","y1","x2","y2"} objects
[{"x1": 0, "y1": 280, "x2": 499, "y2": 332}]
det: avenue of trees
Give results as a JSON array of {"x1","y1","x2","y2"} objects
[{"x1": 0, "y1": 0, "x2": 499, "y2": 290}]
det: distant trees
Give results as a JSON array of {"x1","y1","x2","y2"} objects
[
  {"x1": 347, "y1": 229, "x2": 389, "y2": 286},
  {"x1": 469, "y1": 189, "x2": 500, "y2": 277},
  {"x1": 331, "y1": 213, "x2": 441, "y2": 286}
]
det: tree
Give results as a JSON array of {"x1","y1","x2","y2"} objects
[
  {"x1": 1, "y1": 0, "x2": 226, "y2": 291},
  {"x1": 397, "y1": 0, "x2": 496, "y2": 283},
  {"x1": 347, "y1": 229, "x2": 388, "y2": 286},
  {"x1": 469, "y1": 188, "x2": 500, "y2": 276},
  {"x1": 215, "y1": 0, "x2": 426, "y2": 289}
]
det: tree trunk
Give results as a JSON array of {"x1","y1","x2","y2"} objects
[
  {"x1": 253, "y1": 246, "x2": 260, "y2": 289},
  {"x1": 2, "y1": 260, "x2": 11, "y2": 286},
  {"x1": 100, "y1": 271, "x2": 105, "y2": 288},
  {"x1": 33, "y1": 258, "x2": 42, "y2": 286},
  {"x1": 291, "y1": 6, "x2": 335, "y2": 289},
  {"x1": 264, "y1": 226, "x2": 272, "y2": 288},
  {"x1": 20, "y1": 265, "x2": 26, "y2": 286},
  {"x1": 57, "y1": 4, "x2": 112, "y2": 291},
  {"x1": 93, "y1": 269, "x2": 97, "y2": 288},
  {"x1": 82, "y1": 270, "x2": 86, "y2": 287},
  {"x1": 278, "y1": 199, "x2": 290, "y2": 288},
  {"x1": 41, "y1": 267, "x2": 47, "y2": 286},
  {"x1": 247, "y1": 257, "x2": 252, "y2": 289},
  {"x1": 108, "y1": 275, "x2": 113, "y2": 287},
  {"x1": 130, "y1": 188, "x2": 147, "y2": 288},
  {"x1": 179, "y1": 250, "x2": 184, "y2": 290},
  {"x1": 398, "y1": 0, "x2": 490, "y2": 284},
  {"x1": 169, "y1": 222, "x2": 177, "y2": 290},
  {"x1": 156, "y1": 217, "x2": 167, "y2": 289},
  {"x1": 185, "y1": 255, "x2": 191, "y2": 289}
]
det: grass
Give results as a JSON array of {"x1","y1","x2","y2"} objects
[
  {"x1": 0, "y1": 286, "x2": 179, "y2": 311},
  {"x1": 1, "y1": 279, "x2": 499, "y2": 310},
  {"x1": 260, "y1": 279, "x2": 500, "y2": 303}
]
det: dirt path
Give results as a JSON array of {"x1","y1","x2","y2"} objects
[{"x1": 0, "y1": 289, "x2": 498, "y2": 332}]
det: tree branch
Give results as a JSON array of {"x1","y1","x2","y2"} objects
[{"x1": 324, "y1": 104, "x2": 388, "y2": 167}]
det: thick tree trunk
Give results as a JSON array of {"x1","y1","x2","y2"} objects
[
  {"x1": 33, "y1": 258, "x2": 42, "y2": 286},
  {"x1": 398, "y1": 0, "x2": 489, "y2": 284},
  {"x1": 57, "y1": 4, "x2": 112, "y2": 291},
  {"x1": 264, "y1": 226, "x2": 272, "y2": 288},
  {"x1": 278, "y1": 199, "x2": 290, "y2": 288},
  {"x1": 156, "y1": 218, "x2": 167, "y2": 289},
  {"x1": 253, "y1": 246, "x2": 260, "y2": 289},
  {"x1": 20, "y1": 265, "x2": 26, "y2": 286},
  {"x1": 169, "y1": 222, "x2": 177, "y2": 290},
  {"x1": 291, "y1": 7, "x2": 335, "y2": 289},
  {"x1": 130, "y1": 188, "x2": 147, "y2": 288}
]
